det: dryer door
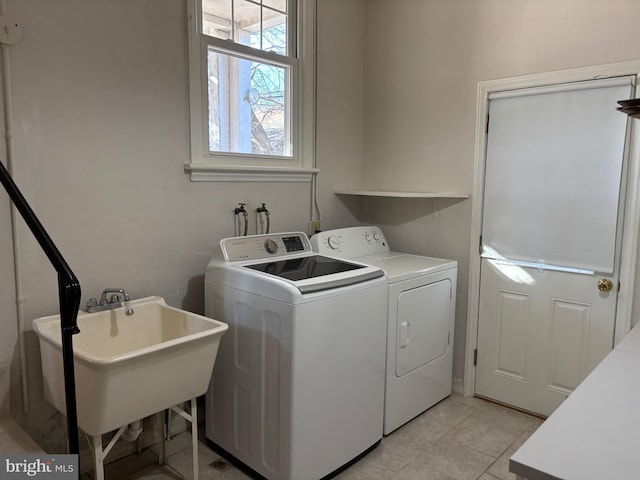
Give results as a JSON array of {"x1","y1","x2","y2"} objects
[{"x1": 396, "y1": 279, "x2": 452, "y2": 377}]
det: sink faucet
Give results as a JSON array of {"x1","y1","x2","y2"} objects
[
  {"x1": 101, "y1": 287, "x2": 130, "y2": 304},
  {"x1": 86, "y1": 288, "x2": 135, "y2": 315}
]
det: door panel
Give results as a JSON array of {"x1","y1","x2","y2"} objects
[
  {"x1": 494, "y1": 290, "x2": 529, "y2": 380},
  {"x1": 395, "y1": 280, "x2": 451, "y2": 377},
  {"x1": 549, "y1": 299, "x2": 591, "y2": 393},
  {"x1": 476, "y1": 259, "x2": 615, "y2": 416}
]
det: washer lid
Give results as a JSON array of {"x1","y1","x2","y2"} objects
[
  {"x1": 359, "y1": 252, "x2": 457, "y2": 282},
  {"x1": 245, "y1": 255, "x2": 357, "y2": 277},
  {"x1": 245, "y1": 254, "x2": 382, "y2": 289}
]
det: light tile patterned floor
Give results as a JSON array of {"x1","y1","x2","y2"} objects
[
  {"x1": 0, "y1": 416, "x2": 45, "y2": 454},
  {"x1": 82, "y1": 394, "x2": 543, "y2": 480}
]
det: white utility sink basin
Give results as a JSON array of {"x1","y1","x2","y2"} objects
[{"x1": 33, "y1": 296, "x2": 228, "y2": 437}]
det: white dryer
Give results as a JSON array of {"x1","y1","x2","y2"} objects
[{"x1": 311, "y1": 226, "x2": 457, "y2": 435}]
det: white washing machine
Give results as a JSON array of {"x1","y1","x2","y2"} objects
[
  {"x1": 204, "y1": 232, "x2": 387, "y2": 480},
  {"x1": 311, "y1": 226, "x2": 457, "y2": 435}
]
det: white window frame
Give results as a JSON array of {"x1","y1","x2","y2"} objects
[{"x1": 185, "y1": 0, "x2": 318, "y2": 182}]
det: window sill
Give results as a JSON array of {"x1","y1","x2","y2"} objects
[{"x1": 184, "y1": 163, "x2": 320, "y2": 182}]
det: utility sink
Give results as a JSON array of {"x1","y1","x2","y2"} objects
[{"x1": 33, "y1": 296, "x2": 228, "y2": 436}]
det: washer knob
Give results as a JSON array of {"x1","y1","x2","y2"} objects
[
  {"x1": 327, "y1": 236, "x2": 340, "y2": 249},
  {"x1": 264, "y1": 238, "x2": 278, "y2": 254},
  {"x1": 373, "y1": 232, "x2": 380, "y2": 241},
  {"x1": 364, "y1": 232, "x2": 371, "y2": 242}
]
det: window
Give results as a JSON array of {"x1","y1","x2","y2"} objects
[{"x1": 186, "y1": 0, "x2": 317, "y2": 181}]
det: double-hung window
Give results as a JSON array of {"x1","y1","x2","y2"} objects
[{"x1": 186, "y1": 0, "x2": 316, "y2": 181}]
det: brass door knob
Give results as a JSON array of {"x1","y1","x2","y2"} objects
[{"x1": 598, "y1": 278, "x2": 614, "y2": 292}]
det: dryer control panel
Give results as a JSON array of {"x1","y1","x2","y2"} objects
[
  {"x1": 221, "y1": 232, "x2": 312, "y2": 262},
  {"x1": 311, "y1": 226, "x2": 390, "y2": 258}
]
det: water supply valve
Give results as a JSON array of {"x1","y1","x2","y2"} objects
[
  {"x1": 256, "y1": 203, "x2": 271, "y2": 234},
  {"x1": 234, "y1": 202, "x2": 249, "y2": 236}
]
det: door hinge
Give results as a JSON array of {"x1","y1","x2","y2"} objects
[
  {"x1": 479, "y1": 235, "x2": 483, "y2": 255},
  {"x1": 473, "y1": 349, "x2": 478, "y2": 366},
  {"x1": 485, "y1": 114, "x2": 490, "y2": 134},
  {"x1": 448, "y1": 331, "x2": 451, "y2": 345},
  {"x1": 618, "y1": 281, "x2": 621, "y2": 292}
]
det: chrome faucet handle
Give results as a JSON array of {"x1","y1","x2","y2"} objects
[
  {"x1": 86, "y1": 289, "x2": 134, "y2": 315},
  {"x1": 101, "y1": 288, "x2": 130, "y2": 302}
]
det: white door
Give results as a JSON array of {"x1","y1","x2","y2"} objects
[{"x1": 475, "y1": 77, "x2": 634, "y2": 416}]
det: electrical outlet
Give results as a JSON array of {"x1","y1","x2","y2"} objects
[{"x1": 308, "y1": 220, "x2": 321, "y2": 234}]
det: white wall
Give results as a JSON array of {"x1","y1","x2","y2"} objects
[
  {"x1": 315, "y1": 0, "x2": 365, "y2": 229},
  {"x1": 0, "y1": 0, "x2": 363, "y2": 450},
  {"x1": 0, "y1": 195, "x2": 15, "y2": 417},
  {"x1": 360, "y1": 0, "x2": 640, "y2": 382}
]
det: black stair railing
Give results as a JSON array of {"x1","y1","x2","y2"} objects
[{"x1": 0, "y1": 159, "x2": 81, "y2": 454}]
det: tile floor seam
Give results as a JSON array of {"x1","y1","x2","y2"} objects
[
  {"x1": 462, "y1": 441, "x2": 501, "y2": 461},
  {"x1": 421, "y1": 439, "x2": 497, "y2": 480},
  {"x1": 483, "y1": 453, "x2": 508, "y2": 480},
  {"x1": 478, "y1": 473, "x2": 501, "y2": 480}
]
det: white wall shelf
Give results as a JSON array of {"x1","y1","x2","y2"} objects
[{"x1": 335, "y1": 190, "x2": 469, "y2": 199}]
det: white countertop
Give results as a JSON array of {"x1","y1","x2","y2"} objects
[{"x1": 510, "y1": 324, "x2": 640, "y2": 480}]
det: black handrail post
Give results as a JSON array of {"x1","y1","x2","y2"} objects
[
  {"x1": 0, "y1": 158, "x2": 81, "y2": 455},
  {"x1": 59, "y1": 274, "x2": 81, "y2": 454}
]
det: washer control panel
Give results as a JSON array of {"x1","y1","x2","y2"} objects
[
  {"x1": 311, "y1": 226, "x2": 389, "y2": 257},
  {"x1": 221, "y1": 232, "x2": 311, "y2": 261}
]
